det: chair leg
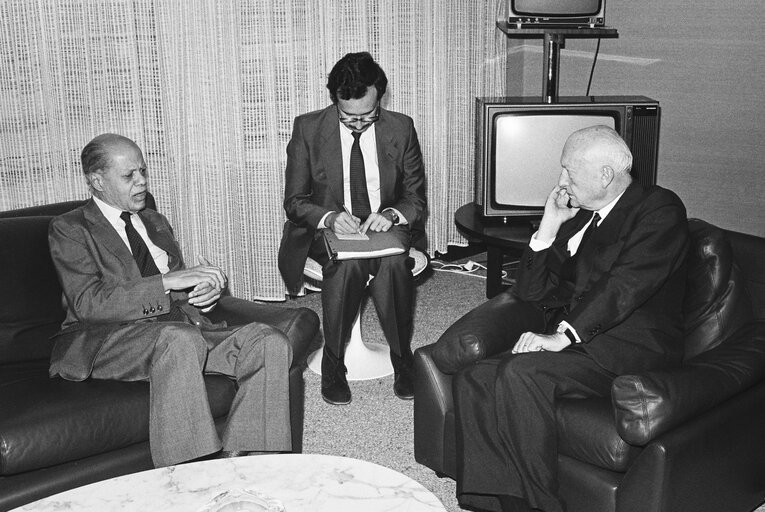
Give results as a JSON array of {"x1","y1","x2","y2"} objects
[{"x1": 306, "y1": 307, "x2": 393, "y2": 381}]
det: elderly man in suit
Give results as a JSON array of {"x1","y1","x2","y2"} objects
[
  {"x1": 48, "y1": 133, "x2": 292, "y2": 468},
  {"x1": 278, "y1": 52, "x2": 427, "y2": 405},
  {"x1": 451, "y1": 125, "x2": 689, "y2": 512}
]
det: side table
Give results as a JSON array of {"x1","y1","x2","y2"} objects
[{"x1": 454, "y1": 202, "x2": 532, "y2": 298}]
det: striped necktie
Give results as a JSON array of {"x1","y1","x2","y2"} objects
[{"x1": 120, "y1": 211, "x2": 160, "y2": 277}]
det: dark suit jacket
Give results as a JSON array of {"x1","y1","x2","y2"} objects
[
  {"x1": 278, "y1": 105, "x2": 427, "y2": 294},
  {"x1": 513, "y1": 182, "x2": 689, "y2": 375},
  {"x1": 48, "y1": 199, "x2": 206, "y2": 380}
]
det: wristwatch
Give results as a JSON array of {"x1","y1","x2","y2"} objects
[{"x1": 384, "y1": 210, "x2": 399, "y2": 225}]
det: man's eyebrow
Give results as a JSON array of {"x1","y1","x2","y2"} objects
[{"x1": 338, "y1": 105, "x2": 378, "y2": 117}]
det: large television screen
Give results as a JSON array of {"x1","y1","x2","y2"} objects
[
  {"x1": 474, "y1": 96, "x2": 661, "y2": 220},
  {"x1": 493, "y1": 114, "x2": 616, "y2": 207}
]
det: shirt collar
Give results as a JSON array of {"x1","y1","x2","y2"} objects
[
  {"x1": 92, "y1": 194, "x2": 130, "y2": 226},
  {"x1": 593, "y1": 190, "x2": 625, "y2": 223},
  {"x1": 338, "y1": 121, "x2": 376, "y2": 142}
]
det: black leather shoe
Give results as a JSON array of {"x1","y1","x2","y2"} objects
[
  {"x1": 321, "y1": 348, "x2": 351, "y2": 405},
  {"x1": 322, "y1": 378, "x2": 351, "y2": 405},
  {"x1": 393, "y1": 366, "x2": 414, "y2": 400}
]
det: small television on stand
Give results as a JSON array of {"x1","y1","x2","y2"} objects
[
  {"x1": 507, "y1": 0, "x2": 606, "y2": 28},
  {"x1": 474, "y1": 96, "x2": 660, "y2": 224}
]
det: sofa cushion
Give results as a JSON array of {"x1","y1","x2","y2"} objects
[
  {"x1": 0, "y1": 216, "x2": 64, "y2": 364},
  {"x1": 612, "y1": 321, "x2": 765, "y2": 446},
  {"x1": 556, "y1": 396, "x2": 642, "y2": 472},
  {"x1": 683, "y1": 219, "x2": 754, "y2": 360},
  {"x1": 0, "y1": 362, "x2": 235, "y2": 476}
]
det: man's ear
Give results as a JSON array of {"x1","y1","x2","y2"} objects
[
  {"x1": 88, "y1": 171, "x2": 104, "y2": 192},
  {"x1": 600, "y1": 165, "x2": 614, "y2": 188}
]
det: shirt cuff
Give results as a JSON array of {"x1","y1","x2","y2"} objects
[
  {"x1": 318, "y1": 211, "x2": 334, "y2": 229},
  {"x1": 557, "y1": 321, "x2": 581, "y2": 343},
  {"x1": 529, "y1": 231, "x2": 554, "y2": 252}
]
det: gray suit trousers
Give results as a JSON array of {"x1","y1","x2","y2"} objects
[{"x1": 87, "y1": 320, "x2": 293, "y2": 467}]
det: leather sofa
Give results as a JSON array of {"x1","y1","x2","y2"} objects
[
  {"x1": 0, "y1": 197, "x2": 320, "y2": 511},
  {"x1": 414, "y1": 219, "x2": 765, "y2": 512}
]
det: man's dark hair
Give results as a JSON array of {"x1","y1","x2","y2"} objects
[{"x1": 327, "y1": 52, "x2": 387, "y2": 104}]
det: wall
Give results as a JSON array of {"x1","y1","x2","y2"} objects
[{"x1": 508, "y1": 0, "x2": 765, "y2": 236}]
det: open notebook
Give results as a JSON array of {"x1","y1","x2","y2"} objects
[{"x1": 322, "y1": 229, "x2": 405, "y2": 260}]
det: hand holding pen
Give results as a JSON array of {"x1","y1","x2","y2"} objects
[{"x1": 329, "y1": 205, "x2": 362, "y2": 235}]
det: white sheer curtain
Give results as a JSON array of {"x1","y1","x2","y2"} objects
[{"x1": 0, "y1": 0, "x2": 507, "y2": 300}]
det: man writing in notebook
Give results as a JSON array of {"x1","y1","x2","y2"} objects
[
  {"x1": 48, "y1": 133, "x2": 293, "y2": 467},
  {"x1": 278, "y1": 51, "x2": 427, "y2": 405}
]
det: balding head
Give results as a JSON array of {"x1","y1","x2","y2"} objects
[
  {"x1": 558, "y1": 125, "x2": 633, "y2": 210},
  {"x1": 81, "y1": 133, "x2": 139, "y2": 177},
  {"x1": 81, "y1": 133, "x2": 149, "y2": 212},
  {"x1": 562, "y1": 125, "x2": 633, "y2": 177}
]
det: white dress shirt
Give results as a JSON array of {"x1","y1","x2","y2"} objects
[
  {"x1": 93, "y1": 195, "x2": 170, "y2": 274},
  {"x1": 318, "y1": 121, "x2": 407, "y2": 228}
]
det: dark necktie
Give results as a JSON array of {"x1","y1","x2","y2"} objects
[
  {"x1": 120, "y1": 211, "x2": 160, "y2": 277},
  {"x1": 578, "y1": 212, "x2": 601, "y2": 249},
  {"x1": 560, "y1": 212, "x2": 601, "y2": 283},
  {"x1": 349, "y1": 131, "x2": 372, "y2": 221}
]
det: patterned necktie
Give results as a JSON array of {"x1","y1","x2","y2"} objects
[
  {"x1": 120, "y1": 211, "x2": 160, "y2": 277},
  {"x1": 349, "y1": 131, "x2": 372, "y2": 221}
]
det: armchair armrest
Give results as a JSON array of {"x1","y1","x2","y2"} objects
[
  {"x1": 613, "y1": 321, "x2": 765, "y2": 445},
  {"x1": 414, "y1": 344, "x2": 457, "y2": 478},
  {"x1": 429, "y1": 291, "x2": 541, "y2": 374},
  {"x1": 205, "y1": 295, "x2": 319, "y2": 366}
]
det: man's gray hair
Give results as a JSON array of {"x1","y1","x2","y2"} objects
[
  {"x1": 570, "y1": 125, "x2": 633, "y2": 174},
  {"x1": 80, "y1": 133, "x2": 134, "y2": 175}
]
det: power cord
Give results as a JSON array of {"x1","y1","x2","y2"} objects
[
  {"x1": 431, "y1": 259, "x2": 507, "y2": 280},
  {"x1": 585, "y1": 38, "x2": 602, "y2": 96}
]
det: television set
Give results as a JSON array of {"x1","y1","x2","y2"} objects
[
  {"x1": 507, "y1": 0, "x2": 605, "y2": 28},
  {"x1": 474, "y1": 96, "x2": 661, "y2": 221}
]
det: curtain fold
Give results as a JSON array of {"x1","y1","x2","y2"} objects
[{"x1": 0, "y1": 0, "x2": 507, "y2": 300}]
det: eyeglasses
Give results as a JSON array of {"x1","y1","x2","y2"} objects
[{"x1": 337, "y1": 103, "x2": 380, "y2": 128}]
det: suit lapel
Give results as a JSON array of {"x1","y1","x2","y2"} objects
[
  {"x1": 317, "y1": 106, "x2": 345, "y2": 207},
  {"x1": 375, "y1": 109, "x2": 397, "y2": 206},
  {"x1": 140, "y1": 209, "x2": 183, "y2": 271},
  {"x1": 588, "y1": 181, "x2": 645, "y2": 247},
  {"x1": 557, "y1": 209, "x2": 593, "y2": 252},
  {"x1": 82, "y1": 199, "x2": 136, "y2": 271},
  {"x1": 575, "y1": 181, "x2": 645, "y2": 288}
]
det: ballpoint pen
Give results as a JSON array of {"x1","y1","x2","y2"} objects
[{"x1": 341, "y1": 204, "x2": 362, "y2": 234}]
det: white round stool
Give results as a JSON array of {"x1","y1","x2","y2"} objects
[{"x1": 304, "y1": 248, "x2": 429, "y2": 381}]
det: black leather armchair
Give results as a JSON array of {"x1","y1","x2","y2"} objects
[
  {"x1": 0, "y1": 197, "x2": 320, "y2": 511},
  {"x1": 414, "y1": 219, "x2": 765, "y2": 512}
]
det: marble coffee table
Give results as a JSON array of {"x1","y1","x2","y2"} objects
[{"x1": 12, "y1": 453, "x2": 446, "y2": 511}]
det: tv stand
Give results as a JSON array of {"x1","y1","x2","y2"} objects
[
  {"x1": 497, "y1": 22, "x2": 618, "y2": 102},
  {"x1": 454, "y1": 202, "x2": 533, "y2": 298}
]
